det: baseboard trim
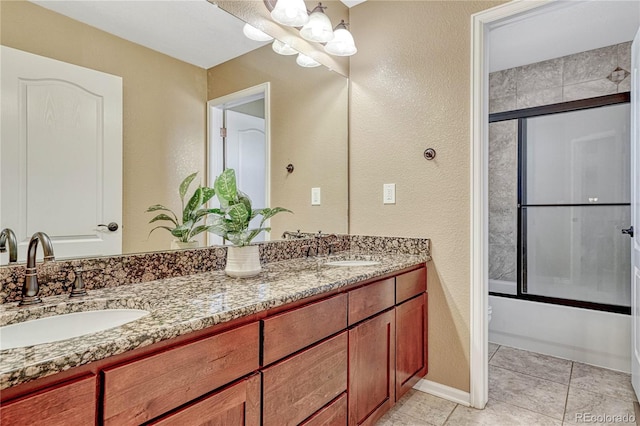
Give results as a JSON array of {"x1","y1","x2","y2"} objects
[{"x1": 413, "y1": 379, "x2": 471, "y2": 406}]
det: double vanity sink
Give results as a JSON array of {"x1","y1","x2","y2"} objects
[
  {"x1": 0, "y1": 250, "x2": 429, "y2": 425},
  {"x1": 0, "y1": 252, "x2": 424, "y2": 390}
]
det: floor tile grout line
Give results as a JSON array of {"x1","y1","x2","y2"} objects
[
  {"x1": 489, "y1": 363, "x2": 571, "y2": 387},
  {"x1": 490, "y1": 398, "x2": 569, "y2": 424},
  {"x1": 488, "y1": 344, "x2": 500, "y2": 363},
  {"x1": 441, "y1": 403, "x2": 459, "y2": 426},
  {"x1": 489, "y1": 365, "x2": 569, "y2": 421},
  {"x1": 487, "y1": 394, "x2": 566, "y2": 422},
  {"x1": 565, "y1": 380, "x2": 638, "y2": 405},
  {"x1": 394, "y1": 404, "x2": 455, "y2": 426},
  {"x1": 562, "y1": 362, "x2": 574, "y2": 423}
]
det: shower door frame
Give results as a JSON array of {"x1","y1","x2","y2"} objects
[{"x1": 489, "y1": 92, "x2": 631, "y2": 315}]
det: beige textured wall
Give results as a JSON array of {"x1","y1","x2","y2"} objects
[
  {"x1": 349, "y1": 0, "x2": 504, "y2": 392},
  {"x1": 207, "y1": 45, "x2": 348, "y2": 238},
  {"x1": 1, "y1": 0, "x2": 208, "y2": 254}
]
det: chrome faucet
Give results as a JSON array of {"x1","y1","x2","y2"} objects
[
  {"x1": 19, "y1": 232, "x2": 55, "y2": 306},
  {"x1": 0, "y1": 228, "x2": 18, "y2": 264},
  {"x1": 314, "y1": 232, "x2": 338, "y2": 257},
  {"x1": 282, "y1": 229, "x2": 304, "y2": 239}
]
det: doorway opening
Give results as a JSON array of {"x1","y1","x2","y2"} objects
[
  {"x1": 207, "y1": 83, "x2": 270, "y2": 246},
  {"x1": 471, "y1": 0, "x2": 640, "y2": 408}
]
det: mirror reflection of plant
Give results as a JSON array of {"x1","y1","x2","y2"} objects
[
  {"x1": 208, "y1": 169, "x2": 292, "y2": 246},
  {"x1": 146, "y1": 172, "x2": 218, "y2": 243}
]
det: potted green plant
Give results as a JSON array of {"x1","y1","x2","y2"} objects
[
  {"x1": 209, "y1": 168, "x2": 292, "y2": 277},
  {"x1": 146, "y1": 172, "x2": 217, "y2": 250}
]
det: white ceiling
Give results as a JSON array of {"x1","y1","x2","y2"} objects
[
  {"x1": 31, "y1": 0, "x2": 270, "y2": 69},
  {"x1": 489, "y1": 0, "x2": 640, "y2": 72},
  {"x1": 33, "y1": 0, "x2": 636, "y2": 74},
  {"x1": 340, "y1": 0, "x2": 367, "y2": 8}
]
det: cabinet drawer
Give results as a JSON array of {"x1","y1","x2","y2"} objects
[
  {"x1": 396, "y1": 267, "x2": 426, "y2": 304},
  {"x1": 262, "y1": 293, "x2": 347, "y2": 365},
  {"x1": 150, "y1": 374, "x2": 260, "y2": 426},
  {"x1": 348, "y1": 278, "x2": 395, "y2": 325},
  {"x1": 300, "y1": 393, "x2": 347, "y2": 426},
  {"x1": 0, "y1": 375, "x2": 96, "y2": 426},
  {"x1": 103, "y1": 322, "x2": 260, "y2": 425},
  {"x1": 262, "y1": 332, "x2": 348, "y2": 426}
]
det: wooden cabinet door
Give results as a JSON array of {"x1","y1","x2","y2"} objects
[
  {"x1": 348, "y1": 309, "x2": 395, "y2": 426},
  {"x1": 0, "y1": 375, "x2": 96, "y2": 426},
  {"x1": 150, "y1": 374, "x2": 260, "y2": 426},
  {"x1": 396, "y1": 293, "x2": 427, "y2": 400}
]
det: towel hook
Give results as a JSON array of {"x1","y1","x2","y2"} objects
[{"x1": 424, "y1": 148, "x2": 436, "y2": 160}]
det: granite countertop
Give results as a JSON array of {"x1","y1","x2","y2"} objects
[{"x1": 0, "y1": 252, "x2": 428, "y2": 390}]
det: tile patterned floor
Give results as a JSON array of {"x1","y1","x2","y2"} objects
[{"x1": 377, "y1": 343, "x2": 638, "y2": 425}]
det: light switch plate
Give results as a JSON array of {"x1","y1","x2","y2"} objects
[
  {"x1": 383, "y1": 183, "x2": 396, "y2": 204},
  {"x1": 311, "y1": 187, "x2": 321, "y2": 205}
]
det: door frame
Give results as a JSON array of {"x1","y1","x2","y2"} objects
[
  {"x1": 206, "y1": 83, "x2": 271, "y2": 246},
  {"x1": 469, "y1": 0, "x2": 553, "y2": 409}
]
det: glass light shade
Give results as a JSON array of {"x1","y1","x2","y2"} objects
[
  {"x1": 272, "y1": 39, "x2": 297, "y2": 56},
  {"x1": 300, "y1": 6, "x2": 334, "y2": 43},
  {"x1": 271, "y1": 0, "x2": 309, "y2": 27},
  {"x1": 242, "y1": 23, "x2": 273, "y2": 42},
  {"x1": 324, "y1": 23, "x2": 357, "y2": 56},
  {"x1": 296, "y1": 53, "x2": 321, "y2": 68}
]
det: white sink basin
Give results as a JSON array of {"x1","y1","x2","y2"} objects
[
  {"x1": 325, "y1": 260, "x2": 381, "y2": 267},
  {"x1": 0, "y1": 309, "x2": 149, "y2": 350}
]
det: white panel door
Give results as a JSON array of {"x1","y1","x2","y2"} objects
[
  {"x1": 225, "y1": 110, "x2": 267, "y2": 242},
  {"x1": 1, "y1": 46, "x2": 122, "y2": 262},
  {"x1": 631, "y1": 28, "x2": 640, "y2": 400}
]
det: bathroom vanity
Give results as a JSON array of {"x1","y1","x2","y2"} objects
[{"x1": 0, "y1": 255, "x2": 427, "y2": 426}]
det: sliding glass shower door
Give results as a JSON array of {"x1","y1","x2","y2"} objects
[{"x1": 521, "y1": 102, "x2": 631, "y2": 309}]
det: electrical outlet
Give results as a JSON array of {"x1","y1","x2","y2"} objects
[
  {"x1": 383, "y1": 184, "x2": 396, "y2": 204},
  {"x1": 311, "y1": 187, "x2": 321, "y2": 205}
]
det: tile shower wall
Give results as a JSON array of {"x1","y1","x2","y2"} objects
[
  {"x1": 488, "y1": 42, "x2": 632, "y2": 283},
  {"x1": 489, "y1": 120, "x2": 518, "y2": 282},
  {"x1": 489, "y1": 42, "x2": 632, "y2": 114}
]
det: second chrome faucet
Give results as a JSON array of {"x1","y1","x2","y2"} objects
[{"x1": 0, "y1": 228, "x2": 18, "y2": 264}]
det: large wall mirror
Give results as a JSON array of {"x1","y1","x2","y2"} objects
[{"x1": 0, "y1": 0, "x2": 348, "y2": 263}]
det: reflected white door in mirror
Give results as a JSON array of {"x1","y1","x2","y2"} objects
[
  {"x1": 1, "y1": 47, "x2": 123, "y2": 262},
  {"x1": 208, "y1": 83, "x2": 270, "y2": 247}
]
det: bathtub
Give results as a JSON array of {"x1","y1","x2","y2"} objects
[
  {"x1": 488, "y1": 293, "x2": 630, "y2": 372},
  {"x1": 489, "y1": 279, "x2": 516, "y2": 295}
]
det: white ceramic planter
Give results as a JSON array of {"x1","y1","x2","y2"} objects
[
  {"x1": 170, "y1": 240, "x2": 199, "y2": 250},
  {"x1": 225, "y1": 245, "x2": 261, "y2": 278}
]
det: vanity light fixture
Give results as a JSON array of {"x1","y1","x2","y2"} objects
[
  {"x1": 296, "y1": 53, "x2": 321, "y2": 68},
  {"x1": 262, "y1": 0, "x2": 358, "y2": 65},
  {"x1": 270, "y1": 0, "x2": 309, "y2": 27},
  {"x1": 242, "y1": 23, "x2": 274, "y2": 42},
  {"x1": 300, "y1": 3, "x2": 334, "y2": 43},
  {"x1": 324, "y1": 20, "x2": 357, "y2": 57},
  {"x1": 272, "y1": 39, "x2": 297, "y2": 55}
]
